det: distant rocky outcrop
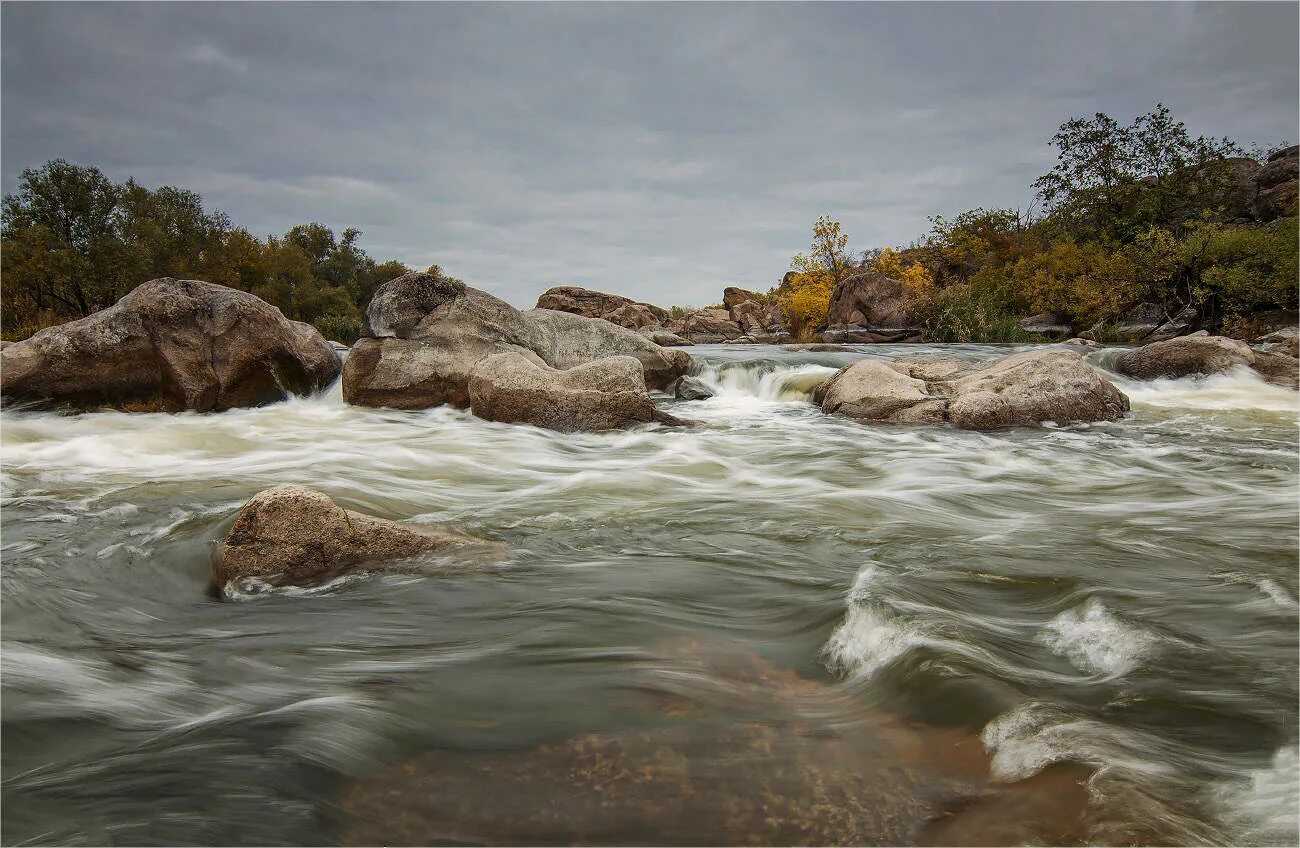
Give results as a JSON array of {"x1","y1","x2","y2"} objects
[
  {"x1": 815, "y1": 349, "x2": 1129, "y2": 429},
  {"x1": 823, "y1": 271, "x2": 925, "y2": 344},
  {"x1": 535, "y1": 286, "x2": 669, "y2": 330},
  {"x1": 0, "y1": 278, "x2": 341, "y2": 412},
  {"x1": 664, "y1": 287, "x2": 790, "y2": 345},
  {"x1": 342, "y1": 273, "x2": 690, "y2": 426},
  {"x1": 469, "y1": 351, "x2": 683, "y2": 432},
  {"x1": 1080, "y1": 302, "x2": 1200, "y2": 344},
  {"x1": 1018, "y1": 313, "x2": 1075, "y2": 340},
  {"x1": 1116, "y1": 334, "x2": 1298, "y2": 389},
  {"x1": 1247, "y1": 145, "x2": 1299, "y2": 221},
  {"x1": 213, "y1": 486, "x2": 505, "y2": 591}
]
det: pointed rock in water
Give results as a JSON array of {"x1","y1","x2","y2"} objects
[
  {"x1": 469, "y1": 351, "x2": 683, "y2": 432},
  {"x1": 213, "y1": 486, "x2": 505, "y2": 591},
  {"x1": 342, "y1": 272, "x2": 690, "y2": 411},
  {"x1": 670, "y1": 375, "x2": 715, "y2": 401},
  {"x1": 818, "y1": 349, "x2": 1129, "y2": 430},
  {"x1": 0, "y1": 278, "x2": 341, "y2": 412},
  {"x1": 1116, "y1": 334, "x2": 1298, "y2": 389}
]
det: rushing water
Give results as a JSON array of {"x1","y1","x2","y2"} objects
[{"x1": 2, "y1": 342, "x2": 1296, "y2": 846}]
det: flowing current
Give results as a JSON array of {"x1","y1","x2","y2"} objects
[{"x1": 2, "y1": 343, "x2": 1296, "y2": 845}]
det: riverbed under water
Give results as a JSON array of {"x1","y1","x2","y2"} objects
[{"x1": 2, "y1": 343, "x2": 1296, "y2": 845}]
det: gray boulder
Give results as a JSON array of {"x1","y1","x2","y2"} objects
[
  {"x1": 1018, "y1": 313, "x2": 1074, "y2": 340},
  {"x1": 0, "y1": 278, "x2": 341, "y2": 412},
  {"x1": 342, "y1": 272, "x2": 690, "y2": 411},
  {"x1": 826, "y1": 271, "x2": 913, "y2": 327},
  {"x1": 817, "y1": 350, "x2": 1129, "y2": 430},
  {"x1": 214, "y1": 486, "x2": 504, "y2": 591},
  {"x1": 1116, "y1": 334, "x2": 1298, "y2": 389},
  {"x1": 669, "y1": 375, "x2": 715, "y2": 400},
  {"x1": 1116, "y1": 335, "x2": 1255, "y2": 380},
  {"x1": 468, "y1": 351, "x2": 682, "y2": 432}
]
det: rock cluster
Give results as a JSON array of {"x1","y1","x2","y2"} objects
[
  {"x1": 469, "y1": 352, "x2": 683, "y2": 431},
  {"x1": 1116, "y1": 334, "x2": 1298, "y2": 389},
  {"x1": 0, "y1": 278, "x2": 341, "y2": 411},
  {"x1": 342, "y1": 272, "x2": 691, "y2": 431},
  {"x1": 666, "y1": 287, "x2": 791, "y2": 344},
  {"x1": 213, "y1": 486, "x2": 505, "y2": 590},
  {"x1": 815, "y1": 349, "x2": 1130, "y2": 429}
]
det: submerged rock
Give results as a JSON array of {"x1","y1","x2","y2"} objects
[
  {"x1": 213, "y1": 486, "x2": 504, "y2": 590},
  {"x1": 342, "y1": 272, "x2": 690, "y2": 413},
  {"x1": 0, "y1": 278, "x2": 341, "y2": 412},
  {"x1": 469, "y1": 351, "x2": 682, "y2": 432},
  {"x1": 1116, "y1": 334, "x2": 1298, "y2": 388},
  {"x1": 817, "y1": 349, "x2": 1129, "y2": 430},
  {"x1": 338, "y1": 643, "x2": 1094, "y2": 847}
]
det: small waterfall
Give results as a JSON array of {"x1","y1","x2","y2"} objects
[{"x1": 689, "y1": 360, "x2": 838, "y2": 402}]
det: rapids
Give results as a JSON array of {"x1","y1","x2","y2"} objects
[{"x1": 2, "y1": 342, "x2": 1296, "y2": 845}]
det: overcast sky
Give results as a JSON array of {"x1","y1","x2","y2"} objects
[{"x1": 3, "y1": 2, "x2": 1297, "y2": 308}]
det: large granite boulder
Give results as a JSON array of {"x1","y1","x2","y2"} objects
[
  {"x1": 213, "y1": 486, "x2": 504, "y2": 591},
  {"x1": 1116, "y1": 334, "x2": 1298, "y2": 388},
  {"x1": 535, "y1": 286, "x2": 668, "y2": 330},
  {"x1": 817, "y1": 349, "x2": 1129, "y2": 430},
  {"x1": 342, "y1": 272, "x2": 690, "y2": 411},
  {"x1": 468, "y1": 351, "x2": 681, "y2": 432},
  {"x1": 0, "y1": 278, "x2": 341, "y2": 412},
  {"x1": 827, "y1": 271, "x2": 912, "y2": 327}
]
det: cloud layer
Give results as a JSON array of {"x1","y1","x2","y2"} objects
[{"x1": 3, "y1": 2, "x2": 1296, "y2": 307}]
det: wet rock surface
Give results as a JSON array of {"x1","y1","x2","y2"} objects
[
  {"x1": 0, "y1": 278, "x2": 341, "y2": 412},
  {"x1": 469, "y1": 351, "x2": 682, "y2": 432},
  {"x1": 817, "y1": 349, "x2": 1129, "y2": 429},
  {"x1": 1116, "y1": 334, "x2": 1299, "y2": 388},
  {"x1": 213, "y1": 486, "x2": 505, "y2": 591}
]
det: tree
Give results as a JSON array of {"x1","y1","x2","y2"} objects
[
  {"x1": 1033, "y1": 104, "x2": 1244, "y2": 241},
  {"x1": 791, "y1": 215, "x2": 853, "y2": 284}
]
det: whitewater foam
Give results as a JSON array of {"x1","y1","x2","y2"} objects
[{"x1": 1039, "y1": 597, "x2": 1157, "y2": 678}]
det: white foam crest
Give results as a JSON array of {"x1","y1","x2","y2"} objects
[
  {"x1": 1114, "y1": 366, "x2": 1300, "y2": 414},
  {"x1": 981, "y1": 701, "x2": 1179, "y2": 782},
  {"x1": 1216, "y1": 745, "x2": 1300, "y2": 846},
  {"x1": 1039, "y1": 597, "x2": 1157, "y2": 678},
  {"x1": 691, "y1": 361, "x2": 837, "y2": 402}
]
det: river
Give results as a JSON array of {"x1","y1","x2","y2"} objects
[{"x1": 2, "y1": 342, "x2": 1296, "y2": 845}]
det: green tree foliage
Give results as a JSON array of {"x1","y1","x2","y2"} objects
[
  {"x1": 2, "y1": 161, "x2": 415, "y2": 342},
  {"x1": 857, "y1": 104, "x2": 1295, "y2": 339},
  {"x1": 1032, "y1": 104, "x2": 1245, "y2": 242}
]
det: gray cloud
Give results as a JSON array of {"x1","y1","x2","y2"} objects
[{"x1": 3, "y1": 1, "x2": 1296, "y2": 307}]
